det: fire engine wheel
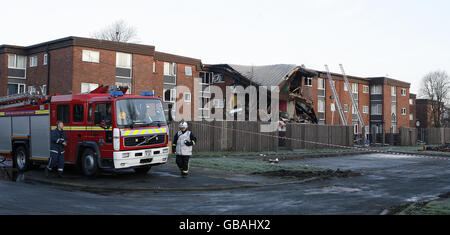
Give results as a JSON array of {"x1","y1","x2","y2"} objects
[
  {"x1": 134, "y1": 166, "x2": 152, "y2": 174},
  {"x1": 81, "y1": 149, "x2": 98, "y2": 177},
  {"x1": 14, "y1": 146, "x2": 29, "y2": 172}
]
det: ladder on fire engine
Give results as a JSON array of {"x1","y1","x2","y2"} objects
[
  {"x1": 0, "y1": 93, "x2": 35, "y2": 109},
  {"x1": 325, "y1": 65, "x2": 347, "y2": 126},
  {"x1": 340, "y1": 64, "x2": 365, "y2": 131}
]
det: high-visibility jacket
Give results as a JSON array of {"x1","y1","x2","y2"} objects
[{"x1": 173, "y1": 130, "x2": 197, "y2": 156}]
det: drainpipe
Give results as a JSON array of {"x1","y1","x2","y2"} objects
[{"x1": 46, "y1": 44, "x2": 50, "y2": 95}]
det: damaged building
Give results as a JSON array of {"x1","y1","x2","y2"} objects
[{"x1": 204, "y1": 64, "x2": 318, "y2": 123}]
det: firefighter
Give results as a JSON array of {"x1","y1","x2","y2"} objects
[
  {"x1": 172, "y1": 121, "x2": 197, "y2": 178},
  {"x1": 45, "y1": 120, "x2": 68, "y2": 178}
]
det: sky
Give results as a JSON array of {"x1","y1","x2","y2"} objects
[{"x1": 1, "y1": 0, "x2": 449, "y2": 94}]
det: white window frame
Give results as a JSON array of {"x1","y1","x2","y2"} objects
[
  {"x1": 354, "y1": 123, "x2": 359, "y2": 135},
  {"x1": 371, "y1": 104, "x2": 382, "y2": 115},
  {"x1": 43, "y1": 54, "x2": 48, "y2": 65},
  {"x1": 163, "y1": 89, "x2": 176, "y2": 103},
  {"x1": 7, "y1": 83, "x2": 26, "y2": 95},
  {"x1": 352, "y1": 83, "x2": 358, "y2": 94},
  {"x1": 402, "y1": 108, "x2": 407, "y2": 116},
  {"x1": 8, "y1": 54, "x2": 27, "y2": 69},
  {"x1": 29, "y1": 56, "x2": 38, "y2": 67},
  {"x1": 318, "y1": 100, "x2": 325, "y2": 113},
  {"x1": 370, "y1": 85, "x2": 382, "y2": 95},
  {"x1": 344, "y1": 104, "x2": 349, "y2": 113},
  {"x1": 82, "y1": 50, "x2": 100, "y2": 63},
  {"x1": 391, "y1": 86, "x2": 397, "y2": 96},
  {"x1": 81, "y1": 83, "x2": 99, "y2": 93},
  {"x1": 153, "y1": 61, "x2": 156, "y2": 73},
  {"x1": 410, "y1": 114, "x2": 414, "y2": 121},
  {"x1": 116, "y1": 52, "x2": 132, "y2": 68},
  {"x1": 318, "y1": 78, "x2": 325, "y2": 90},
  {"x1": 305, "y1": 77, "x2": 313, "y2": 87},
  {"x1": 185, "y1": 66, "x2": 193, "y2": 76},
  {"x1": 344, "y1": 83, "x2": 349, "y2": 92},
  {"x1": 164, "y1": 62, "x2": 177, "y2": 76},
  {"x1": 401, "y1": 89, "x2": 407, "y2": 96},
  {"x1": 363, "y1": 85, "x2": 369, "y2": 94},
  {"x1": 363, "y1": 106, "x2": 369, "y2": 114},
  {"x1": 184, "y1": 92, "x2": 192, "y2": 103}
]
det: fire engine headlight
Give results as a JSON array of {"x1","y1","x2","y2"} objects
[
  {"x1": 113, "y1": 128, "x2": 120, "y2": 151},
  {"x1": 163, "y1": 148, "x2": 169, "y2": 154},
  {"x1": 122, "y1": 153, "x2": 130, "y2": 158}
]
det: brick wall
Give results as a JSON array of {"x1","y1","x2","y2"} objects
[
  {"x1": 72, "y1": 47, "x2": 115, "y2": 94},
  {"x1": 0, "y1": 54, "x2": 6, "y2": 96},
  {"x1": 49, "y1": 47, "x2": 74, "y2": 95},
  {"x1": 26, "y1": 51, "x2": 49, "y2": 91}
]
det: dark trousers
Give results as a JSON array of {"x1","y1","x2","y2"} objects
[
  {"x1": 48, "y1": 152, "x2": 64, "y2": 174},
  {"x1": 176, "y1": 155, "x2": 190, "y2": 174}
]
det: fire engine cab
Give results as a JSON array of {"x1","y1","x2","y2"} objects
[{"x1": 0, "y1": 85, "x2": 169, "y2": 176}]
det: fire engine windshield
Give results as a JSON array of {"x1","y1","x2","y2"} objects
[{"x1": 116, "y1": 99, "x2": 166, "y2": 128}]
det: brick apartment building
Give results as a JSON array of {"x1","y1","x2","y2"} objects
[
  {"x1": 410, "y1": 94, "x2": 417, "y2": 128},
  {"x1": 204, "y1": 64, "x2": 412, "y2": 134},
  {"x1": 0, "y1": 36, "x2": 204, "y2": 120},
  {"x1": 415, "y1": 99, "x2": 445, "y2": 128}
]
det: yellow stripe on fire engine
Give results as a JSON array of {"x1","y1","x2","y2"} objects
[
  {"x1": 35, "y1": 110, "x2": 50, "y2": 115},
  {"x1": 0, "y1": 112, "x2": 5, "y2": 116},
  {"x1": 121, "y1": 128, "x2": 167, "y2": 136}
]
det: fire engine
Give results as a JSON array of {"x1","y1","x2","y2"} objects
[{"x1": 0, "y1": 85, "x2": 169, "y2": 176}]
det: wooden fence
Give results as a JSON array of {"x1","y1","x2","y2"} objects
[
  {"x1": 286, "y1": 124, "x2": 354, "y2": 150},
  {"x1": 168, "y1": 121, "x2": 279, "y2": 153}
]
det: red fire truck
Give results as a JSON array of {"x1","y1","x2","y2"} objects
[{"x1": 0, "y1": 85, "x2": 169, "y2": 176}]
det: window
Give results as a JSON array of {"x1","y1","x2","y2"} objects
[
  {"x1": 409, "y1": 99, "x2": 413, "y2": 105},
  {"x1": 318, "y1": 78, "x2": 325, "y2": 90},
  {"x1": 81, "y1": 83, "x2": 99, "y2": 93},
  {"x1": 43, "y1": 54, "x2": 48, "y2": 65},
  {"x1": 88, "y1": 104, "x2": 93, "y2": 123},
  {"x1": 164, "y1": 89, "x2": 176, "y2": 102},
  {"x1": 391, "y1": 86, "x2": 397, "y2": 96},
  {"x1": 363, "y1": 106, "x2": 369, "y2": 114},
  {"x1": 116, "y1": 52, "x2": 132, "y2": 68},
  {"x1": 410, "y1": 114, "x2": 414, "y2": 121},
  {"x1": 164, "y1": 62, "x2": 176, "y2": 76},
  {"x1": 184, "y1": 93, "x2": 191, "y2": 103},
  {"x1": 401, "y1": 89, "x2": 407, "y2": 96},
  {"x1": 363, "y1": 85, "x2": 369, "y2": 94},
  {"x1": 213, "y1": 99, "x2": 225, "y2": 109},
  {"x1": 153, "y1": 61, "x2": 156, "y2": 73},
  {"x1": 73, "y1": 104, "x2": 84, "y2": 122},
  {"x1": 402, "y1": 108, "x2": 407, "y2": 115},
  {"x1": 352, "y1": 83, "x2": 358, "y2": 94},
  {"x1": 371, "y1": 104, "x2": 383, "y2": 115},
  {"x1": 344, "y1": 83, "x2": 349, "y2": 91},
  {"x1": 57, "y1": 105, "x2": 70, "y2": 124},
  {"x1": 115, "y1": 82, "x2": 132, "y2": 94},
  {"x1": 318, "y1": 100, "x2": 325, "y2": 113},
  {"x1": 305, "y1": 77, "x2": 312, "y2": 87},
  {"x1": 82, "y1": 50, "x2": 100, "y2": 63},
  {"x1": 30, "y1": 56, "x2": 38, "y2": 67},
  {"x1": 352, "y1": 105, "x2": 358, "y2": 114},
  {"x1": 8, "y1": 54, "x2": 26, "y2": 69},
  {"x1": 185, "y1": 66, "x2": 193, "y2": 76},
  {"x1": 370, "y1": 85, "x2": 382, "y2": 95},
  {"x1": 94, "y1": 103, "x2": 112, "y2": 125},
  {"x1": 7, "y1": 83, "x2": 26, "y2": 95},
  {"x1": 344, "y1": 104, "x2": 349, "y2": 113},
  {"x1": 354, "y1": 124, "x2": 359, "y2": 135}
]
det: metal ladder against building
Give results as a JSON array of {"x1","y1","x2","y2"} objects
[
  {"x1": 325, "y1": 65, "x2": 347, "y2": 126},
  {"x1": 339, "y1": 64, "x2": 365, "y2": 130}
]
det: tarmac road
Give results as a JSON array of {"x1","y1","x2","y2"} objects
[{"x1": 0, "y1": 153, "x2": 449, "y2": 215}]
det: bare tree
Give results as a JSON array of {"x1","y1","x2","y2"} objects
[
  {"x1": 420, "y1": 70, "x2": 450, "y2": 127},
  {"x1": 91, "y1": 20, "x2": 139, "y2": 43}
]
